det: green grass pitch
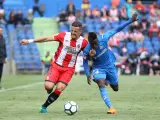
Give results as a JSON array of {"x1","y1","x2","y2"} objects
[{"x1": 0, "y1": 75, "x2": 160, "y2": 120}]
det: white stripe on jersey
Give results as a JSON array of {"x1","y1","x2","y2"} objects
[
  {"x1": 56, "y1": 32, "x2": 71, "y2": 66},
  {"x1": 68, "y1": 36, "x2": 84, "y2": 67}
]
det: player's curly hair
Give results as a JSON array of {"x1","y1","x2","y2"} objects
[{"x1": 88, "y1": 32, "x2": 97, "y2": 43}]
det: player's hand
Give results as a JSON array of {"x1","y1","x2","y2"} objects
[
  {"x1": 87, "y1": 76, "x2": 92, "y2": 85},
  {"x1": 20, "y1": 39, "x2": 29, "y2": 45},
  {"x1": 131, "y1": 13, "x2": 138, "y2": 22},
  {"x1": 89, "y1": 49, "x2": 96, "y2": 57}
]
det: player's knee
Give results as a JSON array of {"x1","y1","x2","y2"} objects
[
  {"x1": 56, "y1": 86, "x2": 64, "y2": 91},
  {"x1": 98, "y1": 84, "x2": 105, "y2": 88},
  {"x1": 56, "y1": 82, "x2": 67, "y2": 91},
  {"x1": 44, "y1": 85, "x2": 53, "y2": 91},
  {"x1": 97, "y1": 79, "x2": 105, "y2": 88},
  {"x1": 110, "y1": 84, "x2": 118, "y2": 92},
  {"x1": 113, "y1": 87, "x2": 118, "y2": 92},
  {"x1": 44, "y1": 81, "x2": 54, "y2": 91}
]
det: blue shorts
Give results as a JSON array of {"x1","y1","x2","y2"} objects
[{"x1": 91, "y1": 67, "x2": 118, "y2": 85}]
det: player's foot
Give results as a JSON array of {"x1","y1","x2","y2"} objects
[
  {"x1": 107, "y1": 108, "x2": 117, "y2": 114},
  {"x1": 40, "y1": 106, "x2": 48, "y2": 113}
]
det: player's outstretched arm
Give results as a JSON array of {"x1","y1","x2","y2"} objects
[
  {"x1": 103, "y1": 13, "x2": 138, "y2": 40},
  {"x1": 83, "y1": 54, "x2": 90, "y2": 76},
  {"x1": 83, "y1": 54, "x2": 92, "y2": 85},
  {"x1": 20, "y1": 35, "x2": 54, "y2": 45}
]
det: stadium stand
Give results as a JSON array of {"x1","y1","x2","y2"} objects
[
  {"x1": 1, "y1": 0, "x2": 159, "y2": 75},
  {"x1": 2, "y1": 0, "x2": 42, "y2": 73}
]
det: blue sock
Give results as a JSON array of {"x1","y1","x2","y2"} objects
[{"x1": 99, "y1": 87, "x2": 112, "y2": 108}]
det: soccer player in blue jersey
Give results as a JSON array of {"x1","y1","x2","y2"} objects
[{"x1": 83, "y1": 13, "x2": 138, "y2": 114}]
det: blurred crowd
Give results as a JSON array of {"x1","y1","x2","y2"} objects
[
  {"x1": 119, "y1": 50, "x2": 160, "y2": 75},
  {"x1": 0, "y1": 0, "x2": 44, "y2": 26},
  {"x1": 58, "y1": 0, "x2": 160, "y2": 39},
  {"x1": 57, "y1": 0, "x2": 160, "y2": 75}
]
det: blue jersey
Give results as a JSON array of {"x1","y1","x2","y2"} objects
[{"x1": 83, "y1": 19, "x2": 133, "y2": 76}]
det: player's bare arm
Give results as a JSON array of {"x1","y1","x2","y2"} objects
[
  {"x1": 87, "y1": 76, "x2": 92, "y2": 85},
  {"x1": 20, "y1": 35, "x2": 55, "y2": 45},
  {"x1": 83, "y1": 53, "x2": 92, "y2": 85}
]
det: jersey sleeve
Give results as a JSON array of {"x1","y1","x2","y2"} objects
[
  {"x1": 82, "y1": 43, "x2": 91, "y2": 76},
  {"x1": 83, "y1": 53, "x2": 90, "y2": 76},
  {"x1": 54, "y1": 32, "x2": 66, "y2": 43},
  {"x1": 83, "y1": 43, "x2": 91, "y2": 55},
  {"x1": 102, "y1": 19, "x2": 133, "y2": 42},
  {"x1": 81, "y1": 39, "x2": 88, "y2": 50},
  {"x1": 83, "y1": 43, "x2": 91, "y2": 76}
]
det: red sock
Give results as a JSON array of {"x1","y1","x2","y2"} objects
[{"x1": 54, "y1": 89, "x2": 62, "y2": 96}]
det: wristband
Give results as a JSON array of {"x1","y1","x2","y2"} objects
[{"x1": 28, "y1": 39, "x2": 34, "y2": 43}]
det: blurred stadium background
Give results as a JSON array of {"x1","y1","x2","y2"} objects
[
  {"x1": 1, "y1": 0, "x2": 160, "y2": 76},
  {"x1": 0, "y1": 0, "x2": 160, "y2": 120}
]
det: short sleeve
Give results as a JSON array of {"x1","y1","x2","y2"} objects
[
  {"x1": 101, "y1": 31, "x2": 113, "y2": 41},
  {"x1": 81, "y1": 39, "x2": 88, "y2": 50},
  {"x1": 54, "y1": 32, "x2": 66, "y2": 43},
  {"x1": 83, "y1": 43, "x2": 91, "y2": 55}
]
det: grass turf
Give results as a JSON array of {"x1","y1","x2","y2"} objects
[{"x1": 0, "y1": 75, "x2": 160, "y2": 120}]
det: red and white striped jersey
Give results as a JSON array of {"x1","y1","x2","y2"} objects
[{"x1": 52, "y1": 32, "x2": 88, "y2": 68}]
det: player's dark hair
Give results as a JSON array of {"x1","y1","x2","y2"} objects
[
  {"x1": 72, "y1": 21, "x2": 82, "y2": 28},
  {"x1": 88, "y1": 32, "x2": 97, "y2": 43}
]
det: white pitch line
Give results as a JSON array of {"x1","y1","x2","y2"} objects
[{"x1": 0, "y1": 82, "x2": 43, "y2": 93}]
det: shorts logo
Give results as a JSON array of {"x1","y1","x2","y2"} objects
[{"x1": 92, "y1": 69, "x2": 99, "y2": 76}]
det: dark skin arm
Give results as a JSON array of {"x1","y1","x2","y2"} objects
[{"x1": 87, "y1": 76, "x2": 92, "y2": 85}]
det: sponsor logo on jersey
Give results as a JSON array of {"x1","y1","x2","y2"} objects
[
  {"x1": 93, "y1": 48, "x2": 107, "y2": 59},
  {"x1": 65, "y1": 46, "x2": 77, "y2": 54}
]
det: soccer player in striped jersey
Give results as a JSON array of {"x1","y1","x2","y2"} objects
[{"x1": 20, "y1": 21, "x2": 88, "y2": 113}]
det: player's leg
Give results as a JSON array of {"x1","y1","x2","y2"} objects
[
  {"x1": 40, "y1": 81, "x2": 55, "y2": 113},
  {"x1": 106, "y1": 66, "x2": 119, "y2": 92},
  {"x1": 46, "y1": 67, "x2": 75, "y2": 105},
  {"x1": 96, "y1": 79, "x2": 113, "y2": 108},
  {"x1": 41, "y1": 81, "x2": 68, "y2": 108},
  {"x1": 44, "y1": 81, "x2": 55, "y2": 94},
  {"x1": 40, "y1": 67, "x2": 74, "y2": 113},
  {"x1": 110, "y1": 84, "x2": 118, "y2": 92},
  {"x1": 105, "y1": 69, "x2": 118, "y2": 114},
  {"x1": 92, "y1": 69, "x2": 116, "y2": 114},
  {"x1": 41, "y1": 82, "x2": 64, "y2": 108},
  {"x1": 44, "y1": 65, "x2": 59, "y2": 94},
  {"x1": 40, "y1": 65, "x2": 60, "y2": 113},
  {"x1": 96, "y1": 79, "x2": 116, "y2": 114}
]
